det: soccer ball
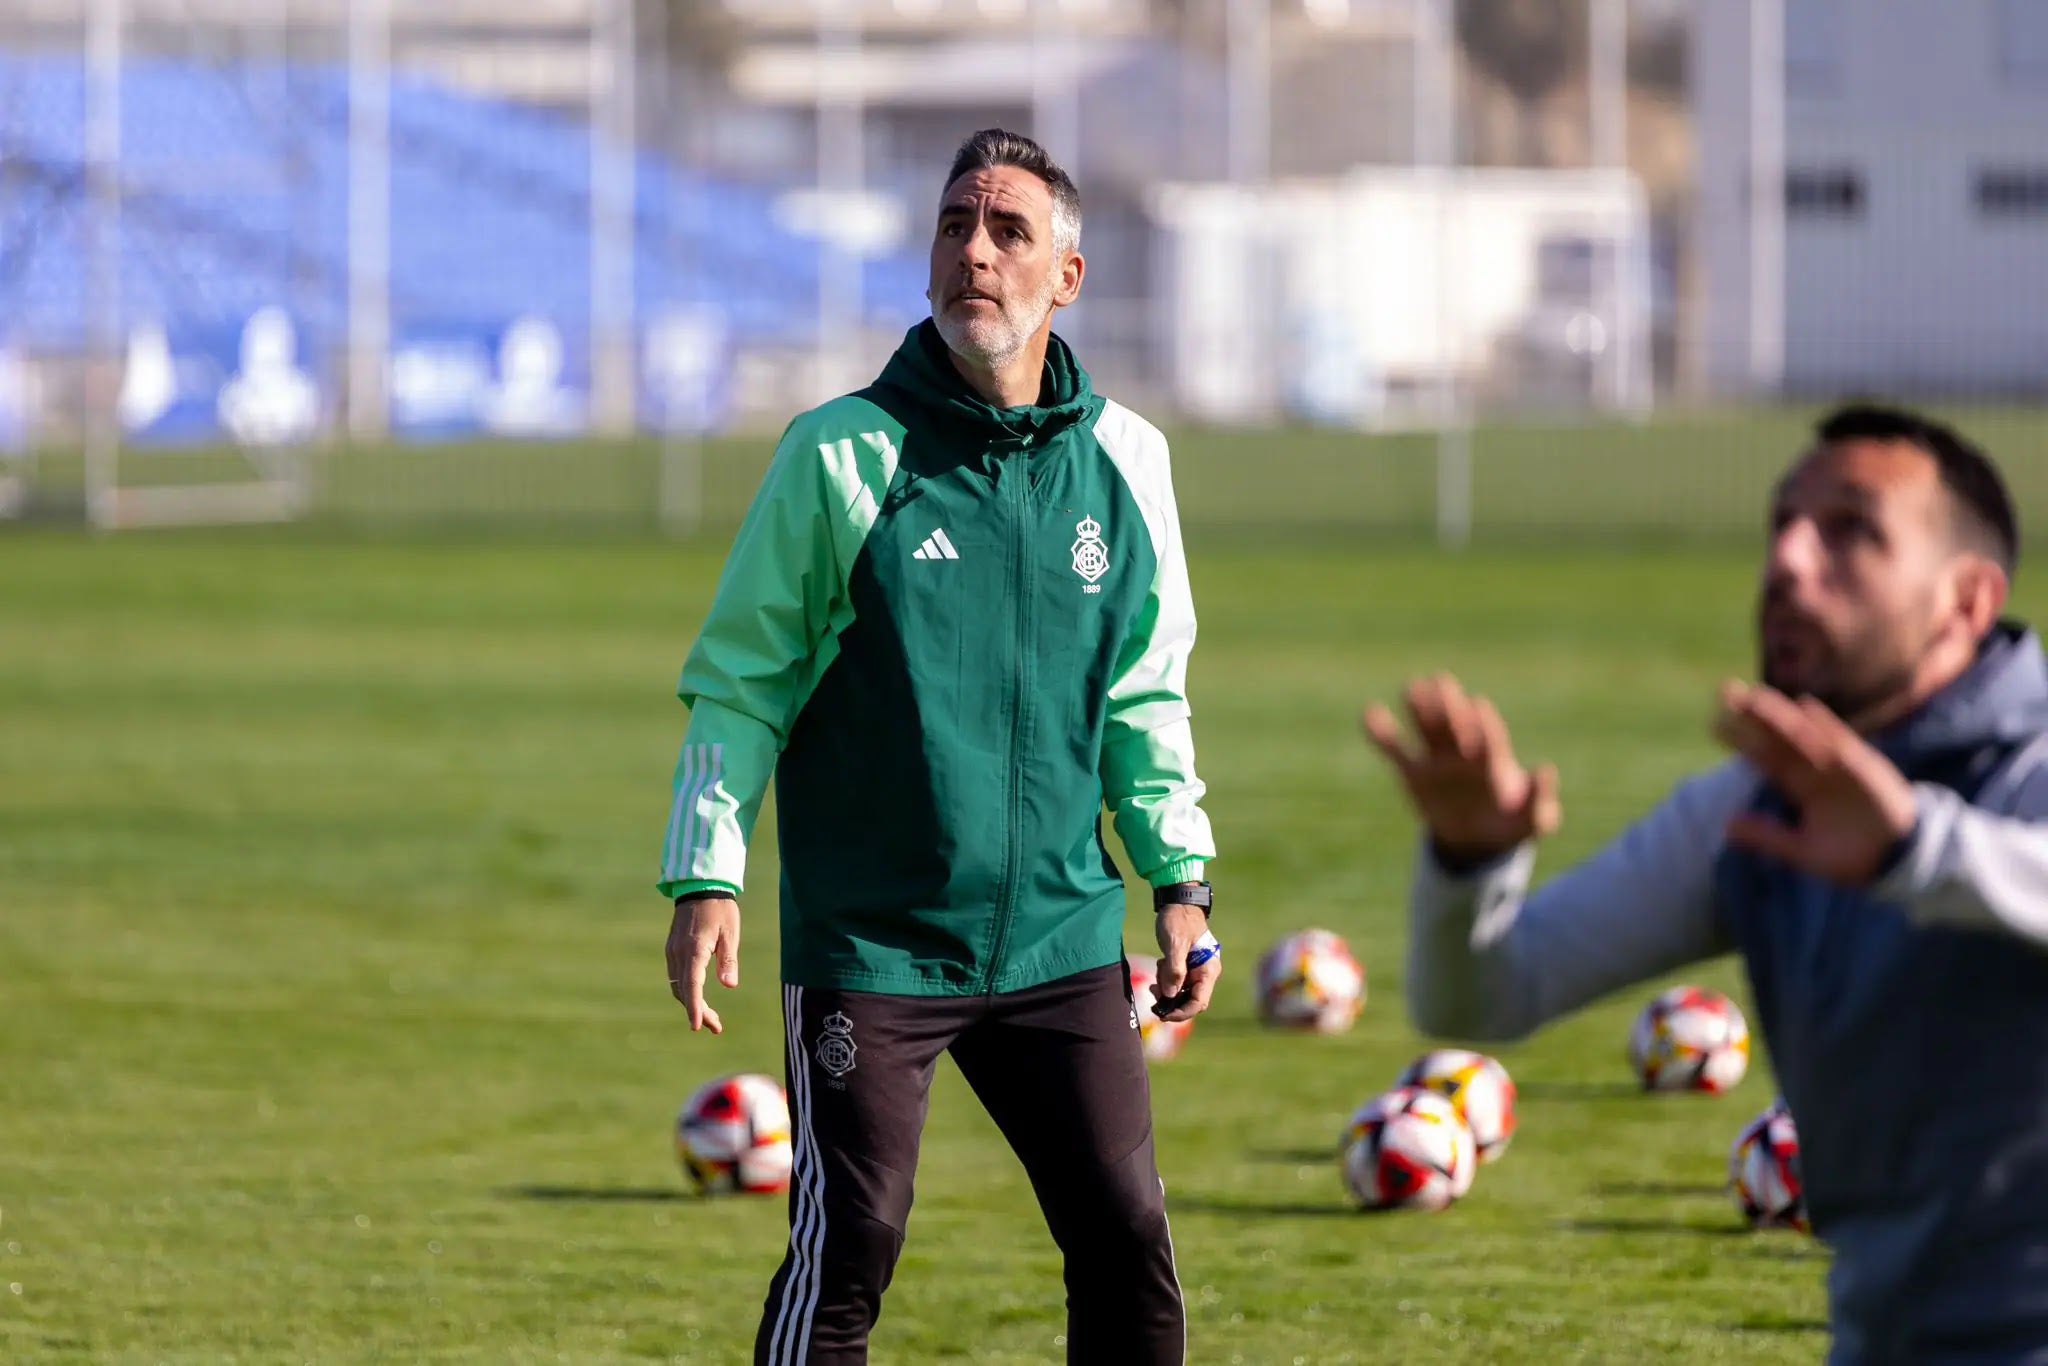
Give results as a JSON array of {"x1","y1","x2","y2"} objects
[
  {"x1": 1729, "y1": 1100, "x2": 1808, "y2": 1232},
  {"x1": 1396, "y1": 1049, "x2": 1518, "y2": 1164},
  {"x1": 1626, "y1": 986, "x2": 1750, "y2": 1093},
  {"x1": 676, "y1": 1073, "x2": 794, "y2": 1195},
  {"x1": 1339, "y1": 1086, "x2": 1477, "y2": 1212},
  {"x1": 1125, "y1": 953, "x2": 1194, "y2": 1062},
  {"x1": 1255, "y1": 929, "x2": 1365, "y2": 1033}
]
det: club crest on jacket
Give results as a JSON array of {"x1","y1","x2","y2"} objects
[{"x1": 1072, "y1": 515, "x2": 1109, "y2": 590}]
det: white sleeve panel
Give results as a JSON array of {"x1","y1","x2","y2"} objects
[
  {"x1": 1877, "y1": 737, "x2": 2048, "y2": 948},
  {"x1": 1093, "y1": 399, "x2": 1216, "y2": 879},
  {"x1": 1094, "y1": 400, "x2": 1194, "y2": 730},
  {"x1": 1406, "y1": 760, "x2": 1757, "y2": 1041}
]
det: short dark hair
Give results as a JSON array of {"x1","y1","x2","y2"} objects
[
  {"x1": 1815, "y1": 402, "x2": 2020, "y2": 574},
  {"x1": 942, "y1": 128, "x2": 1082, "y2": 256}
]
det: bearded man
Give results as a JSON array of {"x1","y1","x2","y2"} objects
[
  {"x1": 657, "y1": 129, "x2": 1220, "y2": 1365},
  {"x1": 1367, "y1": 405, "x2": 2048, "y2": 1364}
]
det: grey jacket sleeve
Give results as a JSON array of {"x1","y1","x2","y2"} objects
[
  {"x1": 1873, "y1": 736, "x2": 2048, "y2": 945},
  {"x1": 1406, "y1": 760, "x2": 1758, "y2": 1042}
]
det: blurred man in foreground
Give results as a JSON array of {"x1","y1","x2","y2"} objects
[{"x1": 1367, "y1": 405, "x2": 2048, "y2": 1363}]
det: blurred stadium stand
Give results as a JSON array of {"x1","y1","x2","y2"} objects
[{"x1": 0, "y1": 52, "x2": 926, "y2": 400}]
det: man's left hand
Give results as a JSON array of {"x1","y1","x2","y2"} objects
[
  {"x1": 1712, "y1": 679, "x2": 1920, "y2": 886},
  {"x1": 1154, "y1": 904, "x2": 1219, "y2": 1023}
]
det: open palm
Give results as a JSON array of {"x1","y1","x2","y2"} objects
[
  {"x1": 1364, "y1": 675, "x2": 1561, "y2": 864},
  {"x1": 1712, "y1": 681, "x2": 1919, "y2": 886}
]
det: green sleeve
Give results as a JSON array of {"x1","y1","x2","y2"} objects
[
  {"x1": 1095, "y1": 404, "x2": 1217, "y2": 887},
  {"x1": 656, "y1": 415, "x2": 901, "y2": 899}
]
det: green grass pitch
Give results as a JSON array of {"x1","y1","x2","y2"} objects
[{"x1": 6, "y1": 496, "x2": 2043, "y2": 1359}]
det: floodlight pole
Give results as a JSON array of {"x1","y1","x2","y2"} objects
[
  {"x1": 1032, "y1": 0, "x2": 1081, "y2": 176},
  {"x1": 1223, "y1": 0, "x2": 1269, "y2": 418},
  {"x1": 1421, "y1": 0, "x2": 1469, "y2": 550},
  {"x1": 1224, "y1": 0, "x2": 1270, "y2": 186},
  {"x1": 815, "y1": 0, "x2": 863, "y2": 402},
  {"x1": 84, "y1": 0, "x2": 122, "y2": 529},
  {"x1": 347, "y1": 0, "x2": 391, "y2": 440},
  {"x1": 590, "y1": 0, "x2": 638, "y2": 435},
  {"x1": 650, "y1": 0, "x2": 703, "y2": 535},
  {"x1": 1590, "y1": 0, "x2": 1631, "y2": 412},
  {"x1": 1747, "y1": 0, "x2": 1785, "y2": 393}
]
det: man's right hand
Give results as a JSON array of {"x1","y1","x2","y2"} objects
[
  {"x1": 666, "y1": 896, "x2": 742, "y2": 1034},
  {"x1": 1363, "y1": 674, "x2": 1562, "y2": 866}
]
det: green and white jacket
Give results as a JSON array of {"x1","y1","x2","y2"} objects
[{"x1": 658, "y1": 320, "x2": 1214, "y2": 996}]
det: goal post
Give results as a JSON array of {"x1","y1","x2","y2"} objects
[{"x1": 79, "y1": 0, "x2": 321, "y2": 532}]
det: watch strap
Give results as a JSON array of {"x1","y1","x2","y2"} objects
[{"x1": 1154, "y1": 881, "x2": 1213, "y2": 914}]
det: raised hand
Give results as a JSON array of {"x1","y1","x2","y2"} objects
[
  {"x1": 1711, "y1": 680, "x2": 1919, "y2": 886},
  {"x1": 1363, "y1": 674, "x2": 1562, "y2": 865}
]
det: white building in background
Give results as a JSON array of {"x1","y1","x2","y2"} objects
[
  {"x1": 1152, "y1": 170, "x2": 1653, "y2": 427},
  {"x1": 1694, "y1": 0, "x2": 2048, "y2": 397}
]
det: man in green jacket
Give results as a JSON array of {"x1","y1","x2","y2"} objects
[{"x1": 657, "y1": 129, "x2": 1219, "y2": 1364}]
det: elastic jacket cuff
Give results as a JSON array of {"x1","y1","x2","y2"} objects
[{"x1": 1148, "y1": 858, "x2": 1208, "y2": 889}]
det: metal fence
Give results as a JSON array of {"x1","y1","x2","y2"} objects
[{"x1": 1, "y1": 0, "x2": 2042, "y2": 540}]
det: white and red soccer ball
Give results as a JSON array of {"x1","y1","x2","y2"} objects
[
  {"x1": 1255, "y1": 929, "x2": 1365, "y2": 1034},
  {"x1": 1340, "y1": 1086, "x2": 1477, "y2": 1212},
  {"x1": 1730, "y1": 1099, "x2": 1808, "y2": 1233},
  {"x1": 1627, "y1": 986, "x2": 1751, "y2": 1093},
  {"x1": 1125, "y1": 953, "x2": 1196, "y2": 1062},
  {"x1": 1396, "y1": 1049, "x2": 1517, "y2": 1164},
  {"x1": 676, "y1": 1073, "x2": 793, "y2": 1195}
]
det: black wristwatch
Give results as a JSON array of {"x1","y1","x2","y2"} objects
[{"x1": 1154, "y1": 881, "x2": 1212, "y2": 917}]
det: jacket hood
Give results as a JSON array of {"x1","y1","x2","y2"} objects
[
  {"x1": 872, "y1": 319, "x2": 1097, "y2": 447},
  {"x1": 1868, "y1": 621, "x2": 2048, "y2": 765}
]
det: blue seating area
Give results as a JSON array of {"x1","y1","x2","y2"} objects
[{"x1": 0, "y1": 54, "x2": 927, "y2": 353}]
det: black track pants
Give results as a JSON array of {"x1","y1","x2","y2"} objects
[{"x1": 752, "y1": 962, "x2": 1185, "y2": 1365}]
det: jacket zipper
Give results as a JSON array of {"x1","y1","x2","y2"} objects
[{"x1": 982, "y1": 437, "x2": 1035, "y2": 994}]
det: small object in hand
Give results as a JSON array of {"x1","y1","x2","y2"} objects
[
  {"x1": 1151, "y1": 933, "x2": 1221, "y2": 1017},
  {"x1": 1126, "y1": 954, "x2": 1196, "y2": 1061}
]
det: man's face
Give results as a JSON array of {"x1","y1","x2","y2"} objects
[
  {"x1": 1758, "y1": 439, "x2": 1969, "y2": 717},
  {"x1": 928, "y1": 165, "x2": 1073, "y2": 370}
]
